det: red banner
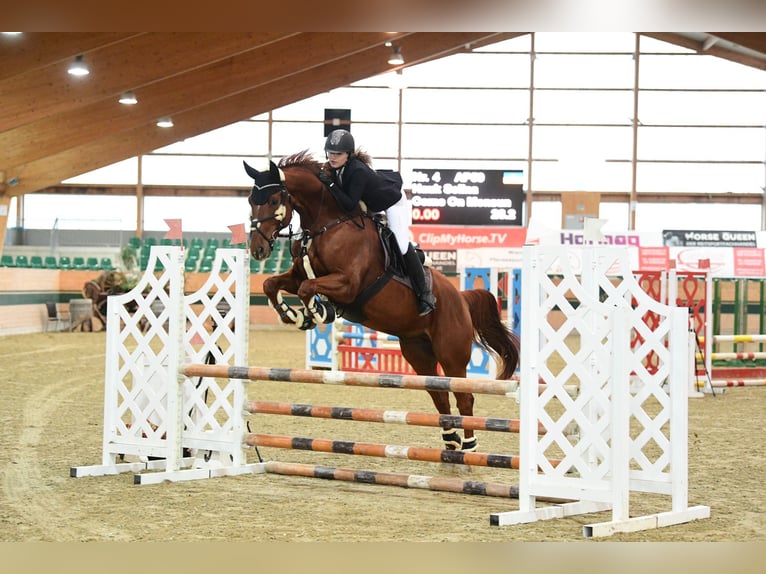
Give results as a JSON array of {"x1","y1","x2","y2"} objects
[
  {"x1": 733, "y1": 248, "x2": 766, "y2": 277},
  {"x1": 163, "y1": 218, "x2": 183, "y2": 240},
  {"x1": 228, "y1": 223, "x2": 248, "y2": 245},
  {"x1": 411, "y1": 225, "x2": 527, "y2": 250},
  {"x1": 638, "y1": 246, "x2": 670, "y2": 271}
]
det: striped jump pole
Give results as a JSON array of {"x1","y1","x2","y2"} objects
[
  {"x1": 183, "y1": 364, "x2": 520, "y2": 396},
  {"x1": 697, "y1": 352, "x2": 766, "y2": 361},
  {"x1": 183, "y1": 364, "x2": 572, "y2": 399},
  {"x1": 247, "y1": 400, "x2": 548, "y2": 435},
  {"x1": 245, "y1": 433, "x2": 563, "y2": 470},
  {"x1": 696, "y1": 379, "x2": 766, "y2": 388},
  {"x1": 699, "y1": 334, "x2": 766, "y2": 344},
  {"x1": 263, "y1": 461, "x2": 571, "y2": 503}
]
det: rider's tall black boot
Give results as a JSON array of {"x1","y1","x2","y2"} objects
[{"x1": 403, "y1": 244, "x2": 436, "y2": 316}]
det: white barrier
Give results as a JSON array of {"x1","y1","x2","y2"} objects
[
  {"x1": 490, "y1": 245, "x2": 710, "y2": 537},
  {"x1": 71, "y1": 245, "x2": 265, "y2": 484}
]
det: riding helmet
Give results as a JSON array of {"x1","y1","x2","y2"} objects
[{"x1": 324, "y1": 129, "x2": 355, "y2": 154}]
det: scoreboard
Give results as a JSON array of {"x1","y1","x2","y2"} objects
[{"x1": 409, "y1": 169, "x2": 524, "y2": 226}]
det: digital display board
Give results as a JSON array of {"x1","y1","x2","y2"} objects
[{"x1": 410, "y1": 169, "x2": 524, "y2": 226}]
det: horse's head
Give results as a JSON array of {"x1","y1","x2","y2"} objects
[{"x1": 243, "y1": 159, "x2": 291, "y2": 260}]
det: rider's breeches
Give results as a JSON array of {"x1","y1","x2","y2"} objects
[{"x1": 385, "y1": 196, "x2": 412, "y2": 254}]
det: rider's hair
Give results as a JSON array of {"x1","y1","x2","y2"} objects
[{"x1": 353, "y1": 150, "x2": 373, "y2": 167}]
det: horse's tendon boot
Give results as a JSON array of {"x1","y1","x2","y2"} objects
[
  {"x1": 441, "y1": 429, "x2": 462, "y2": 451},
  {"x1": 460, "y1": 437, "x2": 478, "y2": 452}
]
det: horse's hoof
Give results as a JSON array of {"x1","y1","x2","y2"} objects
[{"x1": 298, "y1": 315, "x2": 316, "y2": 330}]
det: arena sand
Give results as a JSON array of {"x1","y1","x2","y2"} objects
[{"x1": 0, "y1": 328, "x2": 764, "y2": 543}]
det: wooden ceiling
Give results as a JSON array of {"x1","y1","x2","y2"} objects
[
  {"x1": 1, "y1": 32, "x2": 764, "y2": 199},
  {"x1": 0, "y1": 32, "x2": 524, "y2": 198}
]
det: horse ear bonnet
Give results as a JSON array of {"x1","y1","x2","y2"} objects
[{"x1": 244, "y1": 160, "x2": 283, "y2": 205}]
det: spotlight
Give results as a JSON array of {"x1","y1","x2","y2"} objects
[
  {"x1": 156, "y1": 116, "x2": 174, "y2": 128},
  {"x1": 119, "y1": 91, "x2": 138, "y2": 105},
  {"x1": 387, "y1": 46, "x2": 404, "y2": 66},
  {"x1": 67, "y1": 54, "x2": 90, "y2": 76}
]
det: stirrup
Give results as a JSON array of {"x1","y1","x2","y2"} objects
[{"x1": 417, "y1": 293, "x2": 436, "y2": 316}]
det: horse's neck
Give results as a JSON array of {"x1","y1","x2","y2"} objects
[{"x1": 290, "y1": 185, "x2": 349, "y2": 233}]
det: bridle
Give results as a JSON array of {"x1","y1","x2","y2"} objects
[
  {"x1": 248, "y1": 166, "x2": 368, "y2": 253},
  {"x1": 249, "y1": 186, "x2": 290, "y2": 252}
]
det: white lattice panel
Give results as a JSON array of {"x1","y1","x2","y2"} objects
[
  {"x1": 492, "y1": 245, "x2": 709, "y2": 537},
  {"x1": 515, "y1": 246, "x2": 629, "y2": 505},
  {"x1": 181, "y1": 248, "x2": 250, "y2": 466},
  {"x1": 72, "y1": 246, "x2": 264, "y2": 483},
  {"x1": 583, "y1": 248, "x2": 689, "y2": 495},
  {"x1": 103, "y1": 246, "x2": 186, "y2": 465}
]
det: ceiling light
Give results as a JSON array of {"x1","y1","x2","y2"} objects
[
  {"x1": 119, "y1": 91, "x2": 138, "y2": 105},
  {"x1": 67, "y1": 54, "x2": 90, "y2": 76},
  {"x1": 387, "y1": 46, "x2": 404, "y2": 66},
  {"x1": 156, "y1": 116, "x2": 174, "y2": 128}
]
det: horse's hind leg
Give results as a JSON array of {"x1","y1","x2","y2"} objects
[
  {"x1": 400, "y1": 336, "x2": 474, "y2": 451},
  {"x1": 433, "y1": 337, "x2": 477, "y2": 452},
  {"x1": 452, "y1": 393, "x2": 476, "y2": 451},
  {"x1": 398, "y1": 337, "x2": 460, "y2": 450}
]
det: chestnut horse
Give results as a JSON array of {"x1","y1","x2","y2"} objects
[{"x1": 243, "y1": 152, "x2": 519, "y2": 452}]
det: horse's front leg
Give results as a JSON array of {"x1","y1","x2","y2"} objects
[
  {"x1": 263, "y1": 268, "x2": 316, "y2": 330},
  {"x1": 296, "y1": 274, "x2": 358, "y2": 324}
]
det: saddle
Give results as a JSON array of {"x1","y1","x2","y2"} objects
[{"x1": 333, "y1": 215, "x2": 431, "y2": 323}]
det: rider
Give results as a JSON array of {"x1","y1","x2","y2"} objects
[{"x1": 322, "y1": 129, "x2": 436, "y2": 316}]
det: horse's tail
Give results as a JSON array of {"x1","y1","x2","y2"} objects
[{"x1": 461, "y1": 289, "x2": 519, "y2": 380}]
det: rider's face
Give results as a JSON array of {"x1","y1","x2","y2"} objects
[{"x1": 327, "y1": 151, "x2": 349, "y2": 169}]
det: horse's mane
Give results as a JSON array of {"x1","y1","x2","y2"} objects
[
  {"x1": 278, "y1": 149, "x2": 374, "y2": 173},
  {"x1": 278, "y1": 150, "x2": 323, "y2": 174}
]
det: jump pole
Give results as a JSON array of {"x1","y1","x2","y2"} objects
[
  {"x1": 263, "y1": 461, "x2": 571, "y2": 503},
  {"x1": 247, "y1": 400, "x2": 548, "y2": 434},
  {"x1": 245, "y1": 434, "x2": 564, "y2": 470},
  {"x1": 182, "y1": 364, "x2": 518, "y2": 395}
]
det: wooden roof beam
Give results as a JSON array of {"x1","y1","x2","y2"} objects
[
  {"x1": 0, "y1": 32, "x2": 297, "y2": 131},
  {"x1": 0, "y1": 32, "x2": 406, "y2": 173},
  {"x1": 6, "y1": 32, "x2": 505, "y2": 196}
]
